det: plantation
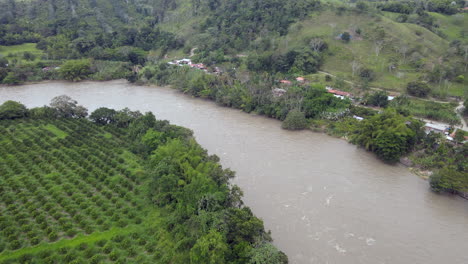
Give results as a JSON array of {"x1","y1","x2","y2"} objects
[{"x1": 0, "y1": 99, "x2": 286, "y2": 263}]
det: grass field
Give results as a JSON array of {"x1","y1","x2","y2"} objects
[
  {"x1": 0, "y1": 43, "x2": 43, "y2": 62},
  {"x1": 405, "y1": 99, "x2": 460, "y2": 125},
  {"x1": 273, "y1": 10, "x2": 466, "y2": 97},
  {"x1": 0, "y1": 118, "x2": 174, "y2": 263}
]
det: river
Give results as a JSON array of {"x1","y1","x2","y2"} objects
[{"x1": 1, "y1": 80, "x2": 467, "y2": 264}]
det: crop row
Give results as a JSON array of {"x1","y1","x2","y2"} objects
[
  {"x1": 0, "y1": 119, "x2": 147, "y2": 252},
  {"x1": 0, "y1": 228, "x2": 164, "y2": 264}
]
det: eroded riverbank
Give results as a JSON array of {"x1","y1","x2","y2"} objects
[{"x1": 2, "y1": 80, "x2": 468, "y2": 264}]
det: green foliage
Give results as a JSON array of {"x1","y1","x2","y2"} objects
[
  {"x1": 190, "y1": 230, "x2": 229, "y2": 264},
  {"x1": 351, "y1": 109, "x2": 423, "y2": 162},
  {"x1": 249, "y1": 243, "x2": 288, "y2": 264},
  {"x1": 282, "y1": 109, "x2": 308, "y2": 130},
  {"x1": 0, "y1": 101, "x2": 28, "y2": 120},
  {"x1": 430, "y1": 166, "x2": 468, "y2": 193},
  {"x1": 58, "y1": 60, "x2": 92, "y2": 81},
  {"x1": 364, "y1": 91, "x2": 389, "y2": 108},
  {"x1": 89, "y1": 107, "x2": 117, "y2": 125},
  {"x1": 49, "y1": 95, "x2": 88, "y2": 118},
  {"x1": 390, "y1": 97, "x2": 460, "y2": 124},
  {"x1": 407, "y1": 81, "x2": 430, "y2": 97},
  {"x1": 359, "y1": 68, "x2": 376, "y2": 82}
]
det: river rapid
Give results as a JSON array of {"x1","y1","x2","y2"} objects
[{"x1": 1, "y1": 80, "x2": 467, "y2": 264}]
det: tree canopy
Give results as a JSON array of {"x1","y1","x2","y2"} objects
[
  {"x1": 0, "y1": 100, "x2": 28, "y2": 120},
  {"x1": 351, "y1": 109, "x2": 423, "y2": 162}
]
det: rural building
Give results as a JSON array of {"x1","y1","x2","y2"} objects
[
  {"x1": 325, "y1": 86, "x2": 352, "y2": 99},
  {"x1": 424, "y1": 123, "x2": 449, "y2": 134}
]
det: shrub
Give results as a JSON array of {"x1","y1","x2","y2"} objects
[
  {"x1": 48, "y1": 231, "x2": 58, "y2": 241},
  {"x1": 0, "y1": 101, "x2": 29, "y2": 120},
  {"x1": 359, "y1": 68, "x2": 376, "y2": 82},
  {"x1": 58, "y1": 59, "x2": 92, "y2": 81},
  {"x1": 282, "y1": 110, "x2": 308, "y2": 130},
  {"x1": 9, "y1": 240, "x2": 22, "y2": 250},
  {"x1": 407, "y1": 81, "x2": 430, "y2": 97}
]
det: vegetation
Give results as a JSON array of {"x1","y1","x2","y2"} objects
[
  {"x1": 0, "y1": 98, "x2": 286, "y2": 263},
  {"x1": 282, "y1": 110, "x2": 308, "y2": 130},
  {"x1": 0, "y1": 0, "x2": 466, "y2": 199},
  {"x1": 407, "y1": 81, "x2": 430, "y2": 98},
  {"x1": 351, "y1": 109, "x2": 424, "y2": 163}
]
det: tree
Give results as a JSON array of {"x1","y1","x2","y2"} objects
[
  {"x1": 359, "y1": 68, "x2": 376, "y2": 82},
  {"x1": 282, "y1": 109, "x2": 308, "y2": 130},
  {"x1": 190, "y1": 230, "x2": 228, "y2": 264},
  {"x1": 23, "y1": 52, "x2": 36, "y2": 61},
  {"x1": 407, "y1": 81, "x2": 430, "y2": 97},
  {"x1": 249, "y1": 243, "x2": 288, "y2": 264},
  {"x1": 373, "y1": 40, "x2": 384, "y2": 57},
  {"x1": 50, "y1": 95, "x2": 88, "y2": 118},
  {"x1": 90, "y1": 107, "x2": 117, "y2": 125},
  {"x1": 430, "y1": 167, "x2": 468, "y2": 194},
  {"x1": 364, "y1": 91, "x2": 388, "y2": 107},
  {"x1": 0, "y1": 100, "x2": 28, "y2": 119},
  {"x1": 351, "y1": 109, "x2": 423, "y2": 163},
  {"x1": 2, "y1": 72, "x2": 20, "y2": 84},
  {"x1": 58, "y1": 59, "x2": 92, "y2": 81},
  {"x1": 0, "y1": 57, "x2": 8, "y2": 67},
  {"x1": 341, "y1": 32, "x2": 351, "y2": 43},
  {"x1": 0, "y1": 67, "x2": 8, "y2": 82},
  {"x1": 309, "y1": 38, "x2": 326, "y2": 52}
]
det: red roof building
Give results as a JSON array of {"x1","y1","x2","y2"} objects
[
  {"x1": 327, "y1": 89, "x2": 351, "y2": 97},
  {"x1": 280, "y1": 80, "x2": 292, "y2": 85}
]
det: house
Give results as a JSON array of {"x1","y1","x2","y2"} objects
[
  {"x1": 326, "y1": 88, "x2": 352, "y2": 98},
  {"x1": 296, "y1": 77, "x2": 305, "y2": 82},
  {"x1": 178, "y1": 58, "x2": 192, "y2": 64},
  {"x1": 353, "y1": 115, "x2": 364, "y2": 121},
  {"x1": 424, "y1": 123, "x2": 449, "y2": 134},
  {"x1": 190, "y1": 63, "x2": 206, "y2": 70},
  {"x1": 280, "y1": 80, "x2": 292, "y2": 85}
]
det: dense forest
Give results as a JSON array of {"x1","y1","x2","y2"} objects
[{"x1": 0, "y1": 98, "x2": 287, "y2": 263}]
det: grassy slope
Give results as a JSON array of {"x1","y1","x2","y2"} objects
[
  {"x1": 0, "y1": 119, "x2": 179, "y2": 263},
  {"x1": 278, "y1": 10, "x2": 463, "y2": 94},
  {"x1": 0, "y1": 43, "x2": 43, "y2": 62}
]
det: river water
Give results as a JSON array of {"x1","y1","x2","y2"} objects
[{"x1": 1, "y1": 80, "x2": 467, "y2": 264}]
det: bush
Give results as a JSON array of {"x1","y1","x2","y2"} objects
[
  {"x1": 364, "y1": 91, "x2": 388, "y2": 108},
  {"x1": 0, "y1": 101, "x2": 28, "y2": 120},
  {"x1": 58, "y1": 59, "x2": 92, "y2": 81},
  {"x1": 407, "y1": 81, "x2": 430, "y2": 97},
  {"x1": 282, "y1": 110, "x2": 308, "y2": 130},
  {"x1": 359, "y1": 68, "x2": 376, "y2": 82}
]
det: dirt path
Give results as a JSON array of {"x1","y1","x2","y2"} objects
[
  {"x1": 189, "y1": 47, "x2": 198, "y2": 57},
  {"x1": 455, "y1": 101, "x2": 468, "y2": 131}
]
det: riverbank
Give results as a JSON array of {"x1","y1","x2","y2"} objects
[
  {"x1": 3, "y1": 79, "x2": 466, "y2": 198},
  {"x1": 2, "y1": 80, "x2": 468, "y2": 264}
]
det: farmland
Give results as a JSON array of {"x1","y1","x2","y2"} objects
[
  {"x1": 0, "y1": 118, "x2": 164, "y2": 263},
  {"x1": 0, "y1": 101, "x2": 285, "y2": 263}
]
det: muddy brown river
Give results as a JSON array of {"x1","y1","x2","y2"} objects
[{"x1": 1, "y1": 80, "x2": 467, "y2": 264}]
